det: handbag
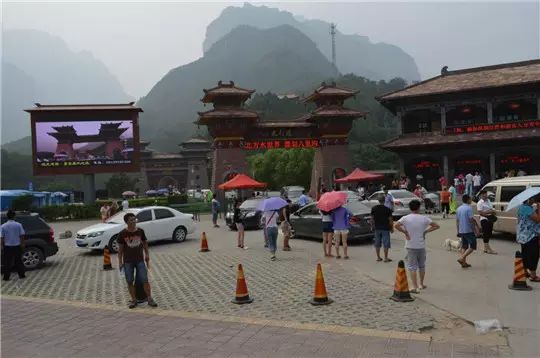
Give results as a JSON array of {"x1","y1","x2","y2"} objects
[{"x1": 486, "y1": 214, "x2": 498, "y2": 223}]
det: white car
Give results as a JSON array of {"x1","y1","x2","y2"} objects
[{"x1": 75, "y1": 206, "x2": 197, "y2": 252}]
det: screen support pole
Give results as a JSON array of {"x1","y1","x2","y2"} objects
[{"x1": 82, "y1": 173, "x2": 96, "y2": 205}]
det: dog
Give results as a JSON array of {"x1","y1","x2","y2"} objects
[{"x1": 443, "y1": 238, "x2": 462, "y2": 251}]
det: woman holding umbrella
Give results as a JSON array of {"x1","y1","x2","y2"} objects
[
  {"x1": 317, "y1": 191, "x2": 349, "y2": 259},
  {"x1": 514, "y1": 189, "x2": 540, "y2": 282},
  {"x1": 259, "y1": 197, "x2": 288, "y2": 261}
]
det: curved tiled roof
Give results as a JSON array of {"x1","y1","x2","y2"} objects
[{"x1": 378, "y1": 59, "x2": 540, "y2": 102}]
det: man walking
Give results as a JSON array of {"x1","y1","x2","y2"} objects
[
  {"x1": 118, "y1": 213, "x2": 158, "y2": 308},
  {"x1": 297, "y1": 190, "x2": 311, "y2": 207},
  {"x1": 472, "y1": 172, "x2": 482, "y2": 196},
  {"x1": 456, "y1": 194, "x2": 479, "y2": 268},
  {"x1": 465, "y1": 172, "x2": 474, "y2": 196},
  {"x1": 394, "y1": 200, "x2": 440, "y2": 293},
  {"x1": 1, "y1": 210, "x2": 26, "y2": 281},
  {"x1": 477, "y1": 190, "x2": 497, "y2": 254},
  {"x1": 211, "y1": 193, "x2": 220, "y2": 228},
  {"x1": 383, "y1": 188, "x2": 394, "y2": 211},
  {"x1": 371, "y1": 196, "x2": 394, "y2": 262}
]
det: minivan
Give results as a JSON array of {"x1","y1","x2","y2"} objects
[{"x1": 474, "y1": 175, "x2": 540, "y2": 235}]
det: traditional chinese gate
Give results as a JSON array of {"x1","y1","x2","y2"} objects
[{"x1": 196, "y1": 81, "x2": 367, "y2": 196}]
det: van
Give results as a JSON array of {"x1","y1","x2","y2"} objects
[{"x1": 474, "y1": 175, "x2": 540, "y2": 235}]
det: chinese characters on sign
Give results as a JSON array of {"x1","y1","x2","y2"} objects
[
  {"x1": 447, "y1": 120, "x2": 540, "y2": 134},
  {"x1": 415, "y1": 160, "x2": 439, "y2": 169},
  {"x1": 241, "y1": 139, "x2": 320, "y2": 150},
  {"x1": 38, "y1": 160, "x2": 131, "y2": 168},
  {"x1": 500, "y1": 155, "x2": 531, "y2": 165}
]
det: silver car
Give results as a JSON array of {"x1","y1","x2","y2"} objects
[{"x1": 362, "y1": 190, "x2": 425, "y2": 218}]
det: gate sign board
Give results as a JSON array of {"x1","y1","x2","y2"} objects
[{"x1": 26, "y1": 103, "x2": 142, "y2": 176}]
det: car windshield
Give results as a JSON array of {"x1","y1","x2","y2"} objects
[
  {"x1": 106, "y1": 210, "x2": 138, "y2": 224},
  {"x1": 240, "y1": 199, "x2": 262, "y2": 210},
  {"x1": 390, "y1": 191, "x2": 416, "y2": 199}
]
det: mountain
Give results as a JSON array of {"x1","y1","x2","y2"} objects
[
  {"x1": 204, "y1": 4, "x2": 420, "y2": 83},
  {"x1": 1, "y1": 29, "x2": 131, "y2": 144},
  {"x1": 137, "y1": 24, "x2": 339, "y2": 152}
]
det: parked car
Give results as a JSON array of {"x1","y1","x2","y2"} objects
[
  {"x1": 75, "y1": 206, "x2": 196, "y2": 253},
  {"x1": 281, "y1": 186, "x2": 305, "y2": 204},
  {"x1": 362, "y1": 189, "x2": 425, "y2": 218},
  {"x1": 473, "y1": 175, "x2": 540, "y2": 235},
  {"x1": 289, "y1": 201, "x2": 374, "y2": 243},
  {"x1": 225, "y1": 197, "x2": 265, "y2": 230},
  {"x1": 0, "y1": 211, "x2": 59, "y2": 270}
]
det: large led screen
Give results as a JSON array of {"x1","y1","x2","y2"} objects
[{"x1": 33, "y1": 120, "x2": 136, "y2": 173}]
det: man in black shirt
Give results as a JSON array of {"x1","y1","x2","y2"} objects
[{"x1": 370, "y1": 196, "x2": 394, "y2": 262}]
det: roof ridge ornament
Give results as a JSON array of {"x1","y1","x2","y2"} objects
[{"x1": 441, "y1": 66, "x2": 449, "y2": 75}]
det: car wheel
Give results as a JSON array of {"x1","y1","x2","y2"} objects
[
  {"x1": 108, "y1": 235, "x2": 119, "y2": 253},
  {"x1": 172, "y1": 227, "x2": 187, "y2": 242},
  {"x1": 22, "y1": 246, "x2": 44, "y2": 270}
]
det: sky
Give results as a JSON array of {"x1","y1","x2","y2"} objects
[
  {"x1": 3, "y1": 1, "x2": 539, "y2": 98},
  {"x1": 36, "y1": 121, "x2": 133, "y2": 152}
]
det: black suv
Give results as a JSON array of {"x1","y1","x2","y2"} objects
[{"x1": 1, "y1": 212, "x2": 59, "y2": 269}]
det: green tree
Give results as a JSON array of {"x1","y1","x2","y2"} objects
[
  {"x1": 105, "y1": 173, "x2": 138, "y2": 198},
  {"x1": 247, "y1": 148, "x2": 314, "y2": 189}
]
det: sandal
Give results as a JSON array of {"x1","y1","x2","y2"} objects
[
  {"x1": 336, "y1": 255, "x2": 341, "y2": 259},
  {"x1": 344, "y1": 256, "x2": 349, "y2": 259},
  {"x1": 529, "y1": 276, "x2": 540, "y2": 282},
  {"x1": 410, "y1": 288, "x2": 420, "y2": 294},
  {"x1": 420, "y1": 285, "x2": 427, "y2": 290},
  {"x1": 384, "y1": 258, "x2": 393, "y2": 263},
  {"x1": 376, "y1": 258, "x2": 383, "y2": 262},
  {"x1": 457, "y1": 259, "x2": 470, "y2": 268}
]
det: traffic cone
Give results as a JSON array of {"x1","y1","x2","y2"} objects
[
  {"x1": 232, "y1": 264, "x2": 253, "y2": 304},
  {"x1": 509, "y1": 251, "x2": 532, "y2": 291},
  {"x1": 310, "y1": 263, "x2": 333, "y2": 305},
  {"x1": 390, "y1": 260, "x2": 414, "y2": 302},
  {"x1": 103, "y1": 247, "x2": 113, "y2": 270},
  {"x1": 199, "y1": 232, "x2": 210, "y2": 252}
]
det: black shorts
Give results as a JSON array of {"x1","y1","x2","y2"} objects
[
  {"x1": 322, "y1": 221, "x2": 334, "y2": 233},
  {"x1": 460, "y1": 233, "x2": 477, "y2": 250}
]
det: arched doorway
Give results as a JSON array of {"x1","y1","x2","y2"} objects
[{"x1": 157, "y1": 176, "x2": 178, "y2": 190}]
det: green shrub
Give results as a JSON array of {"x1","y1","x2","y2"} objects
[
  {"x1": 168, "y1": 194, "x2": 188, "y2": 205},
  {"x1": 11, "y1": 195, "x2": 34, "y2": 211},
  {"x1": 34, "y1": 204, "x2": 100, "y2": 221}
]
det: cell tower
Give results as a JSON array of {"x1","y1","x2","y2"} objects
[{"x1": 330, "y1": 23, "x2": 337, "y2": 67}]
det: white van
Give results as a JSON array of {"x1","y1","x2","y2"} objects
[{"x1": 475, "y1": 175, "x2": 540, "y2": 235}]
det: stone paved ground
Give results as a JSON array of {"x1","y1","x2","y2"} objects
[
  {"x1": 1, "y1": 297, "x2": 502, "y2": 358},
  {"x1": 0, "y1": 250, "x2": 432, "y2": 332}
]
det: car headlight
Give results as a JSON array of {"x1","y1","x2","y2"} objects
[
  {"x1": 86, "y1": 231, "x2": 105, "y2": 238},
  {"x1": 246, "y1": 212, "x2": 256, "y2": 217}
]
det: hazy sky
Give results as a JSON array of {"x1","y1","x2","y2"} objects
[{"x1": 3, "y1": 1, "x2": 539, "y2": 98}]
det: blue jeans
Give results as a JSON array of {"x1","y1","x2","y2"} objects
[
  {"x1": 374, "y1": 230, "x2": 391, "y2": 248},
  {"x1": 266, "y1": 226, "x2": 279, "y2": 254},
  {"x1": 465, "y1": 182, "x2": 473, "y2": 196},
  {"x1": 124, "y1": 261, "x2": 148, "y2": 285}
]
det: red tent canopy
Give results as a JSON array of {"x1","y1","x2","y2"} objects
[
  {"x1": 334, "y1": 168, "x2": 384, "y2": 183},
  {"x1": 218, "y1": 174, "x2": 267, "y2": 190}
]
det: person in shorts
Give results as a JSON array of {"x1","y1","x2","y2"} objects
[
  {"x1": 331, "y1": 205, "x2": 352, "y2": 259},
  {"x1": 320, "y1": 209, "x2": 334, "y2": 257},
  {"x1": 395, "y1": 200, "x2": 440, "y2": 293},
  {"x1": 370, "y1": 195, "x2": 393, "y2": 262},
  {"x1": 456, "y1": 194, "x2": 480, "y2": 268},
  {"x1": 118, "y1": 213, "x2": 158, "y2": 308}
]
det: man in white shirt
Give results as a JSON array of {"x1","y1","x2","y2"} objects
[
  {"x1": 477, "y1": 190, "x2": 497, "y2": 254},
  {"x1": 122, "y1": 199, "x2": 129, "y2": 211},
  {"x1": 465, "y1": 173, "x2": 474, "y2": 196},
  {"x1": 472, "y1": 172, "x2": 482, "y2": 196},
  {"x1": 394, "y1": 200, "x2": 440, "y2": 293}
]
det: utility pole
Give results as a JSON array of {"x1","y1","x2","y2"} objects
[{"x1": 330, "y1": 23, "x2": 337, "y2": 67}]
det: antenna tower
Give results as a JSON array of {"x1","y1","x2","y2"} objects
[{"x1": 330, "y1": 23, "x2": 337, "y2": 66}]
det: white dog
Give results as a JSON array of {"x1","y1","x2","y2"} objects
[{"x1": 443, "y1": 238, "x2": 462, "y2": 251}]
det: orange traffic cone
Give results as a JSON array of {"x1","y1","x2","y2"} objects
[
  {"x1": 310, "y1": 263, "x2": 333, "y2": 305},
  {"x1": 199, "y1": 232, "x2": 210, "y2": 252},
  {"x1": 232, "y1": 264, "x2": 253, "y2": 304},
  {"x1": 509, "y1": 251, "x2": 532, "y2": 291},
  {"x1": 103, "y1": 247, "x2": 113, "y2": 270},
  {"x1": 390, "y1": 260, "x2": 414, "y2": 302}
]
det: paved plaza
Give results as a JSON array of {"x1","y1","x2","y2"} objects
[{"x1": 1, "y1": 214, "x2": 538, "y2": 357}]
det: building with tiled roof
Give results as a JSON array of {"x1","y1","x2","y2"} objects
[{"x1": 377, "y1": 60, "x2": 540, "y2": 189}]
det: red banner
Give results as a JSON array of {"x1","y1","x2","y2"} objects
[
  {"x1": 447, "y1": 120, "x2": 540, "y2": 134},
  {"x1": 242, "y1": 139, "x2": 319, "y2": 150}
]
